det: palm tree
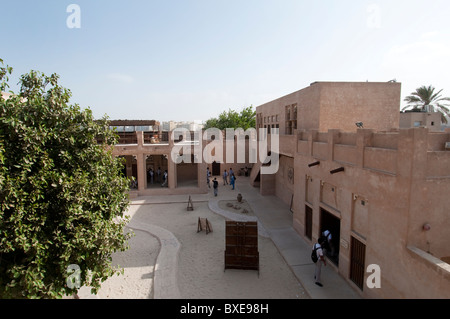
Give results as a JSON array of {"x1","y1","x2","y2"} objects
[{"x1": 402, "y1": 85, "x2": 450, "y2": 124}]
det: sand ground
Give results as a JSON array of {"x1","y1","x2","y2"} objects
[{"x1": 79, "y1": 196, "x2": 309, "y2": 299}]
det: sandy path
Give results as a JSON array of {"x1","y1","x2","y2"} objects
[{"x1": 78, "y1": 199, "x2": 309, "y2": 299}]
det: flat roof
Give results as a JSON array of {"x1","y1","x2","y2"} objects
[{"x1": 108, "y1": 120, "x2": 160, "y2": 126}]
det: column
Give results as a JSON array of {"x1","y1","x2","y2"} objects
[
  {"x1": 168, "y1": 153, "x2": 177, "y2": 190},
  {"x1": 137, "y1": 153, "x2": 146, "y2": 192}
]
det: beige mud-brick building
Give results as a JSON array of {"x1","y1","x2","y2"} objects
[
  {"x1": 253, "y1": 81, "x2": 450, "y2": 298},
  {"x1": 400, "y1": 111, "x2": 442, "y2": 132},
  {"x1": 108, "y1": 81, "x2": 449, "y2": 298},
  {"x1": 109, "y1": 123, "x2": 254, "y2": 197},
  {"x1": 256, "y1": 81, "x2": 401, "y2": 134}
]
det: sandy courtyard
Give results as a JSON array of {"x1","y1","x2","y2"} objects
[{"x1": 78, "y1": 197, "x2": 309, "y2": 299}]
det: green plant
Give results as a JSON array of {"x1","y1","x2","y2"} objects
[
  {"x1": 0, "y1": 59, "x2": 132, "y2": 298},
  {"x1": 204, "y1": 106, "x2": 256, "y2": 130},
  {"x1": 402, "y1": 85, "x2": 450, "y2": 124}
]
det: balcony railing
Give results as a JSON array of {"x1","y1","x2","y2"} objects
[{"x1": 143, "y1": 131, "x2": 169, "y2": 144}]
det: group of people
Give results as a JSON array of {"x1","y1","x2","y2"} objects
[
  {"x1": 220, "y1": 168, "x2": 237, "y2": 189},
  {"x1": 312, "y1": 229, "x2": 335, "y2": 287},
  {"x1": 147, "y1": 167, "x2": 168, "y2": 187},
  {"x1": 146, "y1": 166, "x2": 244, "y2": 191},
  {"x1": 207, "y1": 167, "x2": 238, "y2": 196}
]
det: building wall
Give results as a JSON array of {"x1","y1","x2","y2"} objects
[
  {"x1": 111, "y1": 129, "x2": 255, "y2": 196},
  {"x1": 177, "y1": 162, "x2": 198, "y2": 180},
  {"x1": 201, "y1": 130, "x2": 255, "y2": 178},
  {"x1": 256, "y1": 81, "x2": 401, "y2": 133},
  {"x1": 256, "y1": 101, "x2": 286, "y2": 134},
  {"x1": 255, "y1": 82, "x2": 450, "y2": 297},
  {"x1": 399, "y1": 112, "x2": 442, "y2": 132},
  {"x1": 256, "y1": 83, "x2": 321, "y2": 133},
  {"x1": 287, "y1": 127, "x2": 450, "y2": 298},
  {"x1": 318, "y1": 82, "x2": 401, "y2": 132},
  {"x1": 275, "y1": 155, "x2": 295, "y2": 207},
  {"x1": 112, "y1": 131, "x2": 208, "y2": 196}
]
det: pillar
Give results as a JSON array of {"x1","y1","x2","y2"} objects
[
  {"x1": 137, "y1": 153, "x2": 146, "y2": 192},
  {"x1": 168, "y1": 152, "x2": 177, "y2": 190}
]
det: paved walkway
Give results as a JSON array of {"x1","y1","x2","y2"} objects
[
  {"x1": 208, "y1": 176, "x2": 361, "y2": 299},
  {"x1": 79, "y1": 176, "x2": 361, "y2": 299}
]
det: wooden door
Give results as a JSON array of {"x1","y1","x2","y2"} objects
[
  {"x1": 305, "y1": 205, "x2": 313, "y2": 240},
  {"x1": 350, "y1": 236, "x2": 366, "y2": 290},
  {"x1": 224, "y1": 221, "x2": 259, "y2": 274}
]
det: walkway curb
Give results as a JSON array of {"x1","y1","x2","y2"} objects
[
  {"x1": 212, "y1": 177, "x2": 362, "y2": 299},
  {"x1": 207, "y1": 198, "x2": 270, "y2": 238},
  {"x1": 127, "y1": 219, "x2": 181, "y2": 299}
]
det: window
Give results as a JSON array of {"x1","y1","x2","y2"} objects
[
  {"x1": 110, "y1": 126, "x2": 124, "y2": 132},
  {"x1": 285, "y1": 104, "x2": 298, "y2": 135},
  {"x1": 414, "y1": 121, "x2": 422, "y2": 127},
  {"x1": 136, "y1": 126, "x2": 153, "y2": 131}
]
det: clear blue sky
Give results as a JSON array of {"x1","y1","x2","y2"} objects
[{"x1": 2, "y1": 0, "x2": 450, "y2": 122}]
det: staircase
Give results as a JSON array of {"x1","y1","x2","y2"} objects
[{"x1": 249, "y1": 161, "x2": 262, "y2": 187}]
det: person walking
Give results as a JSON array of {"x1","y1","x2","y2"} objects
[
  {"x1": 157, "y1": 167, "x2": 161, "y2": 183},
  {"x1": 149, "y1": 168, "x2": 154, "y2": 185},
  {"x1": 213, "y1": 177, "x2": 219, "y2": 196},
  {"x1": 222, "y1": 169, "x2": 228, "y2": 185},
  {"x1": 206, "y1": 167, "x2": 211, "y2": 188},
  {"x1": 322, "y1": 229, "x2": 335, "y2": 257},
  {"x1": 313, "y1": 237, "x2": 327, "y2": 287},
  {"x1": 161, "y1": 170, "x2": 168, "y2": 187},
  {"x1": 230, "y1": 173, "x2": 236, "y2": 190}
]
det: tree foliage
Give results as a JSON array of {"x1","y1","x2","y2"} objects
[
  {"x1": 0, "y1": 59, "x2": 132, "y2": 298},
  {"x1": 204, "y1": 106, "x2": 256, "y2": 130},
  {"x1": 402, "y1": 85, "x2": 450, "y2": 124}
]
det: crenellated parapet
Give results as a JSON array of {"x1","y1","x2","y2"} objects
[{"x1": 296, "y1": 128, "x2": 450, "y2": 178}]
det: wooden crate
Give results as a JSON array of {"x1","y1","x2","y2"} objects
[{"x1": 224, "y1": 221, "x2": 259, "y2": 275}]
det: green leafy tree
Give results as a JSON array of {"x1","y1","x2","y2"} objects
[
  {"x1": 402, "y1": 85, "x2": 450, "y2": 124},
  {"x1": 0, "y1": 59, "x2": 132, "y2": 299},
  {"x1": 204, "y1": 106, "x2": 256, "y2": 130}
]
